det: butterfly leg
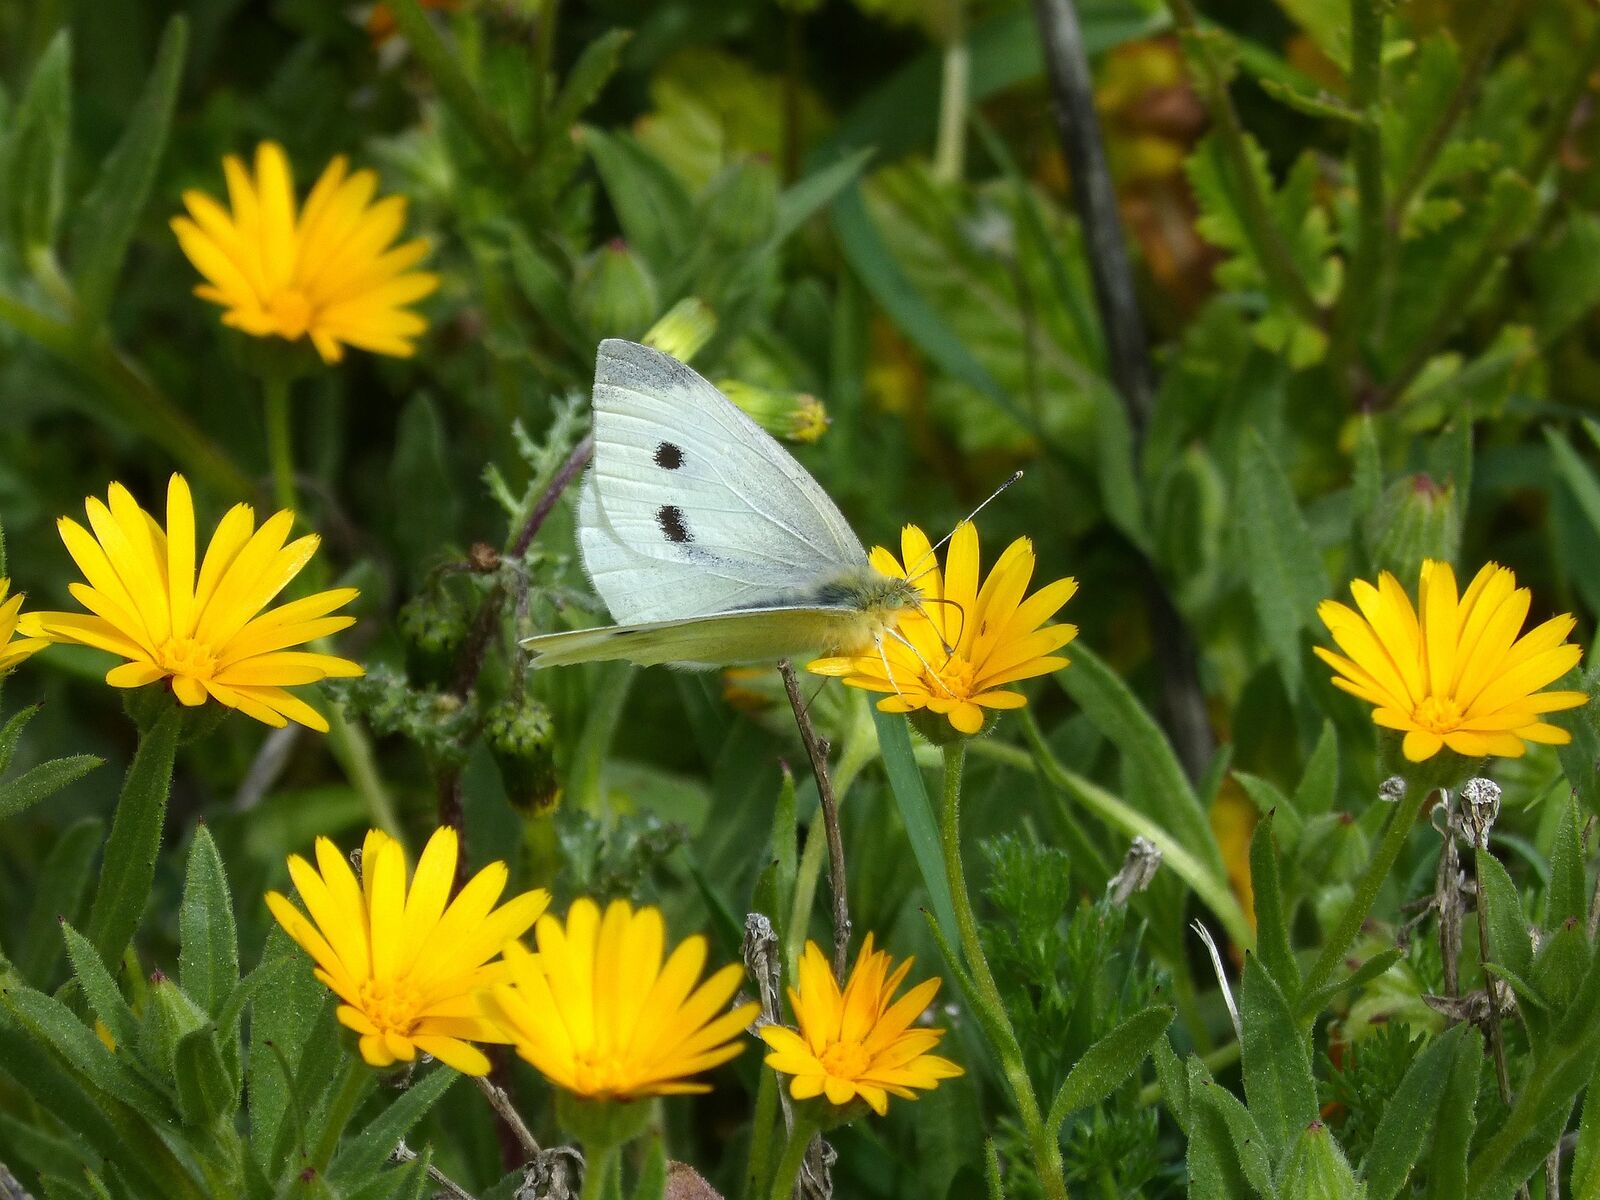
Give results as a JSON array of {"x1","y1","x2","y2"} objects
[{"x1": 886, "y1": 627, "x2": 960, "y2": 698}]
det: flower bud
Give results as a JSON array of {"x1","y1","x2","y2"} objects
[
  {"x1": 719, "y1": 380, "x2": 830, "y2": 444},
  {"x1": 485, "y1": 701, "x2": 561, "y2": 815},
  {"x1": 1364, "y1": 473, "x2": 1461, "y2": 582},
  {"x1": 643, "y1": 297, "x2": 717, "y2": 364},
  {"x1": 574, "y1": 240, "x2": 659, "y2": 341},
  {"x1": 140, "y1": 972, "x2": 208, "y2": 1079},
  {"x1": 1279, "y1": 1120, "x2": 1360, "y2": 1196},
  {"x1": 697, "y1": 158, "x2": 778, "y2": 254}
]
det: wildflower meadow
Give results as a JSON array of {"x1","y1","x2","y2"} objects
[{"x1": 2, "y1": 0, "x2": 1600, "y2": 1197}]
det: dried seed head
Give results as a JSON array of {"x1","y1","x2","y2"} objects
[
  {"x1": 1379, "y1": 776, "x2": 1407, "y2": 804},
  {"x1": 1460, "y1": 778, "x2": 1502, "y2": 849},
  {"x1": 1107, "y1": 836, "x2": 1163, "y2": 906}
]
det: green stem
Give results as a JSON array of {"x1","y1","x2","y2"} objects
[
  {"x1": 766, "y1": 1116, "x2": 819, "y2": 1200},
  {"x1": 932, "y1": 1, "x2": 969, "y2": 184},
  {"x1": 262, "y1": 374, "x2": 296, "y2": 515},
  {"x1": 325, "y1": 703, "x2": 403, "y2": 839},
  {"x1": 941, "y1": 743, "x2": 1069, "y2": 1200},
  {"x1": 1328, "y1": 0, "x2": 1385, "y2": 394},
  {"x1": 581, "y1": 1144, "x2": 619, "y2": 1200},
  {"x1": 1300, "y1": 773, "x2": 1431, "y2": 1000},
  {"x1": 743, "y1": 1068, "x2": 781, "y2": 1200},
  {"x1": 309, "y1": 1054, "x2": 371, "y2": 1172}
]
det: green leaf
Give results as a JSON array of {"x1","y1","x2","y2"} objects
[
  {"x1": 0, "y1": 701, "x2": 39, "y2": 775},
  {"x1": 67, "y1": 16, "x2": 186, "y2": 319},
  {"x1": 1241, "y1": 954, "x2": 1318, "y2": 1160},
  {"x1": 1549, "y1": 795, "x2": 1588, "y2": 929},
  {"x1": 1352, "y1": 417, "x2": 1383, "y2": 537},
  {"x1": 1234, "y1": 429, "x2": 1330, "y2": 693},
  {"x1": 1279, "y1": 1119, "x2": 1362, "y2": 1199},
  {"x1": 389, "y1": 394, "x2": 462, "y2": 582},
  {"x1": 632, "y1": 1136, "x2": 668, "y2": 1200},
  {"x1": 1572, "y1": 1053, "x2": 1600, "y2": 1200},
  {"x1": 1422, "y1": 1028, "x2": 1480, "y2": 1200},
  {"x1": 1294, "y1": 722, "x2": 1339, "y2": 818},
  {"x1": 178, "y1": 825, "x2": 239, "y2": 1019},
  {"x1": 1046, "y1": 1004, "x2": 1174, "y2": 1131},
  {"x1": 173, "y1": 1024, "x2": 236, "y2": 1125},
  {"x1": 61, "y1": 923, "x2": 137, "y2": 1052},
  {"x1": 326, "y1": 1066, "x2": 459, "y2": 1184},
  {"x1": 549, "y1": 28, "x2": 630, "y2": 132},
  {"x1": 247, "y1": 923, "x2": 333, "y2": 1174},
  {"x1": 1296, "y1": 948, "x2": 1402, "y2": 1018},
  {"x1": 1250, "y1": 810, "x2": 1298, "y2": 997},
  {"x1": 0, "y1": 754, "x2": 102, "y2": 824},
  {"x1": 1364, "y1": 1024, "x2": 1468, "y2": 1200},
  {"x1": 1189, "y1": 1062, "x2": 1275, "y2": 1199},
  {"x1": 870, "y1": 708, "x2": 960, "y2": 954},
  {"x1": 1153, "y1": 1035, "x2": 1191, "y2": 1134},
  {"x1": 1476, "y1": 849, "x2": 1533, "y2": 981},
  {"x1": 582, "y1": 127, "x2": 694, "y2": 273},
  {"x1": 17, "y1": 817, "x2": 103, "y2": 984},
  {"x1": 774, "y1": 148, "x2": 874, "y2": 244},
  {"x1": 86, "y1": 706, "x2": 180, "y2": 967},
  {"x1": 0, "y1": 31, "x2": 71, "y2": 253}
]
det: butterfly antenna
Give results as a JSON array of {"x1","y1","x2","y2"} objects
[
  {"x1": 887, "y1": 627, "x2": 960, "y2": 698},
  {"x1": 918, "y1": 596, "x2": 966, "y2": 659},
  {"x1": 903, "y1": 470, "x2": 1024, "y2": 584}
]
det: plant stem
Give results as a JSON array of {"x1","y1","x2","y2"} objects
[
  {"x1": 1301, "y1": 776, "x2": 1430, "y2": 1000},
  {"x1": 1473, "y1": 847, "x2": 1515, "y2": 1106},
  {"x1": 1328, "y1": 0, "x2": 1385, "y2": 395},
  {"x1": 777, "y1": 661, "x2": 851, "y2": 978},
  {"x1": 933, "y1": 0, "x2": 969, "y2": 183},
  {"x1": 309, "y1": 1055, "x2": 371, "y2": 1172},
  {"x1": 941, "y1": 743, "x2": 1069, "y2": 1200},
  {"x1": 262, "y1": 374, "x2": 296, "y2": 515},
  {"x1": 324, "y1": 704, "x2": 403, "y2": 840},
  {"x1": 473, "y1": 1075, "x2": 541, "y2": 1159},
  {"x1": 581, "y1": 1144, "x2": 619, "y2": 1200},
  {"x1": 766, "y1": 1117, "x2": 819, "y2": 1200}
]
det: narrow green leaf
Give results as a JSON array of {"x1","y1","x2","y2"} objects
[
  {"x1": 1189, "y1": 1064, "x2": 1274, "y2": 1199},
  {"x1": 326, "y1": 1066, "x2": 459, "y2": 1184},
  {"x1": 1364, "y1": 1025, "x2": 1467, "y2": 1200},
  {"x1": 0, "y1": 754, "x2": 102, "y2": 824},
  {"x1": 1235, "y1": 429, "x2": 1330, "y2": 693},
  {"x1": 1250, "y1": 811, "x2": 1299, "y2": 997},
  {"x1": 248, "y1": 923, "x2": 332, "y2": 1174},
  {"x1": 1293, "y1": 721, "x2": 1339, "y2": 816},
  {"x1": 1241, "y1": 954, "x2": 1318, "y2": 1160},
  {"x1": 178, "y1": 824, "x2": 239, "y2": 1018},
  {"x1": 1, "y1": 31, "x2": 71, "y2": 252},
  {"x1": 1549, "y1": 795, "x2": 1588, "y2": 929},
  {"x1": 582, "y1": 127, "x2": 693, "y2": 272},
  {"x1": 632, "y1": 1136, "x2": 668, "y2": 1200},
  {"x1": 1296, "y1": 948, "x2": 1402, "y2": 1018},
  {"x1": 216, "y1": 954, "x2": 295, "y2": 1040},
  {"x1": 774, "y1": 148, "x2": 874, "y2": 244},
  {"x1": 985, "y1": 1139, "x2": 1004, "y2": 1200},
  {"x1": 1046, "y1": 1004, "x2": 1174, "y2": 1131},
  {"x1": 1572, "y1": 1053, "x2": 1600, "y2": 1200},
  {"x1": 18, "y1": 817, "x2": 103, "y2": 984},
  {"x1": 1476, "y1": 849, "x2": 1533, "y2": 981},
  {"x1": 1153, "y1": 1035, "x2": 1191, "y2": 1134},
  {"x1": 173, "y1": 1024, "x2": 236, "y2": 1125},
  {"x1": 0, "y1": 702, "x2": 39, "y2": 775},
  {"x1": 1423, "y1": 1028, "x2": 1481, "y2": 1200},
  {"x1": 871, "y1": 707, "x2": 960, "y2": 953},
  {"x1": 549, "y1": 28, "x2": 630, "y2": 132},
  {"x1": 68, "y1": 16, "x2": 186, "y2": 318},
  {"x1": 86, "y1": 706, "x2": 181, "y2": 967},
  {"x1": 60, "y1": 923, "x2": 136, "y2": 1051}
]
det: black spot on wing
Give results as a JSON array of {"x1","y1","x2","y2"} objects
[
  {"x1": 657, "y1": 505, "x2": 693, "y2": 544},
  {"x1": 654, "y1": 441, "x2": 684, "y2": 470}
]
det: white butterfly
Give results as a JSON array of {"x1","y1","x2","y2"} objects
[{"x1": 521, "y1": 339, "x2": 922, "y2": 669}]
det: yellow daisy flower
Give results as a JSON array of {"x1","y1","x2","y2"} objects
[
  {"x1": 266, "y1": 826, "x2": 548, "y2": 1075},
  {"x1": 808, "y1": 522, "x2": 1078, "y2": 735},
  {"x1": 171, "y1": 141, "x2": 437, "y2": 362},
  {"x1": 0, "y1": 580, "x2": 48, "y2": 674},
  {"x1": 486, "y1": 897, "x2": 760, "y2": 1101},
  {"x1": 759, "y1": 936, "x2": 962, "y2": 1117},
  {"x1": 18, "y1": 474, "x2": 362, "y2": 732},
  {"x1": 1316, "y1": 559, "x2": 1588, "y2": 762}
]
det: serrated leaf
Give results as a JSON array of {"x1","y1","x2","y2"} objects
[
  {"x1": 178, "y1": 825, "x2": 238, "y2": 1019},
  {"x1": 68, "y1": 16, "x2": 186, "y2": 319},
  {"x1": 1260, "y1": 77, "x2": 1362, "y2": 123},
  {"x1": 1241, "y1": 954, "x2": 1318, "y2": 1159},
  {"x1": 326, "y1": 1066, "x2": 458, "y2": 1184},
  {"x1": 1047, "y1": 1004, "x2": 1174, "y2": 1130},
  {"x1": 1364, "y1": 1024, "x2": 1467, "y2": 1200},
  {"x1": 0, "y1": 754, "x2": 102, "y2": 824},
  {"x1": 61, "y1": 923, "x2": 137, "y2": 1052}
]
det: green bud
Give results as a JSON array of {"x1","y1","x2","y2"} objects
[
  {"x1": 643, "y1": 297, "x2": 718, "y2": 364},
  {"x1": 140, "y1": 972, "x2": 208, "y2": 1080},
  {"x1": 574, "y1": 240, "x2": 659, "y2": 341},
  {"x1": 1364, "y1": 473, "x2": 1461, "y2": 582},
  {"x1": 555, "y1": 1089, "x2": 654, "y2": 1153},
  {"x1": 226, "y1": 326, "x2": 323, "y2": 385},
  {"x1": 398, "y1": 586, "x2": 471, "y2": 683},
  {"x1": 484, "y1": 700, "x2": 561, "y2": 815},
  {"x1": 719, "y1": 380, "x2": 830, "y2": 444},
  {"x1": 697, "y1": 158, "x2": 778, "y2": 254},
  {"x1": 1277, "y1": 1120, "x2": 1360, "y2": 1200}
]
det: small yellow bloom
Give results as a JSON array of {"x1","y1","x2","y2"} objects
[
  {"x1": 171, "y1": 141, "x2": 437, "y2": 362},
  {"x1": 19, "y1": 475, "x2": 362, "y2": 731},
  {"x1": 266, "y1": 827, "x2": 548, "y2": 1075},
  {"x1": 486, "y1": 897, "x2": 760, "y2": 1100},
  {"x1": 1316, "y1": 560, "x2": 1588, "y2": 762},
  {"x1": 760, "y1": 936, "x2": 962, "y2": 1117},
  {"x1": 808, "y1": 522, "x2": 1078, "y2": 735},
  {"x1": 0, "y1": 580, "x2": 48, "y2": 674}
]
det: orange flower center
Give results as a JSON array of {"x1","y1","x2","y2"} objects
[
  {"x1": 269, "y1": 289, "x2": 315, "y2": 338},
  {"x1": 820, "y1": 1041, "x2": 871, "y2": 1080},
  {"x1": 573, "y1": 1053, "x2": 628, "y2": 1096},
  {"x1": 914, "y1": 648, "x2": 976, "y2": 699},
  {"x1": 1414, "y1": 694, "x2": 1464, "y2": 733},
  {"x1": 158, "y1": 637, "x2": 218, "y2": 680},
  {"x1": 358, "y1": 977, "x2": 422, "y2": 1034}
]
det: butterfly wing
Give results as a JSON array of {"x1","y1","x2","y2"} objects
[
  {"x1": 521, "y1": 606, "x2": 873, "y2": 669},
  {"x1": 584, "y1": 339, "x2": 866, "y2": 624}
]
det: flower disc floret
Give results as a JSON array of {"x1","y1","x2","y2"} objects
[
  {"x1": 171, "y1": 141, "x2": 437, "y2": 362},
  {"x1": 760, "y1": 936, "x2": 962, "y2": 1117},
  {"x1": 486, "y1": 897, "x2": 760, "y2": 1101},
  {"x1": 266, "y1": 827, "x2": 548, "y2": 1074},
  {"x1": 1316, "y1": 559, "x2": 1587, "y2": 762},
  {"x1": 19, "y1": 475, "x2": 362, "y2": 731},
  {"x1": 808, "y1": 522, "x2": 1077, "y2": 734}
]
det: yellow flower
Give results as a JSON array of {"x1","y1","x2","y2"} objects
[
  {"x1": 759, "y1": 936, "x2": 962, "y2": 1117},
  {"x1": 1316, "y1": 560, "x2": 1588, "y2": 762},
  {"x1": 808, "y1": 523, "x2": 1078, "y2": 735},
  {"x1": 18, "y1": 474, "x2": 362, "y2": 731},
  {"x1": 171, "y1": 141, "x2": 437, "y2": 362},
  {"x1": 266, "y1": 827, "x2": 548, "y2": 1075},
  {"x1": 486, "y1": 897, "x2": 760, "y2": 1100},
  {"x1": 0, "y1": 580, "x2": 48, "y2": 674}
]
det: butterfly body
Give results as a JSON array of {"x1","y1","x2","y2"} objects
[{"x1": 523, "y1": 340, "x2": 919, "y2": 669}]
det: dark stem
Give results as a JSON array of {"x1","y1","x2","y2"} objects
[
  {"x1": 512, "y1": 433, "x2": 594, "y2": 558},
  {"x1": 1436, "y1": 791, "x2": 1463, "y2": 995},
  {"x1": 1473, "y1": 850, "x2": 1515, "y2": 1107},
  {"x1": 1328, "y1": 0, "x2": 1385, "y2": 397},
  {"x1": 777, "y1": 660, "x2": 851, "y2": 978},
  {"x1": 473, "y1": 1074, "x2": 542, "y2": 1161}
]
